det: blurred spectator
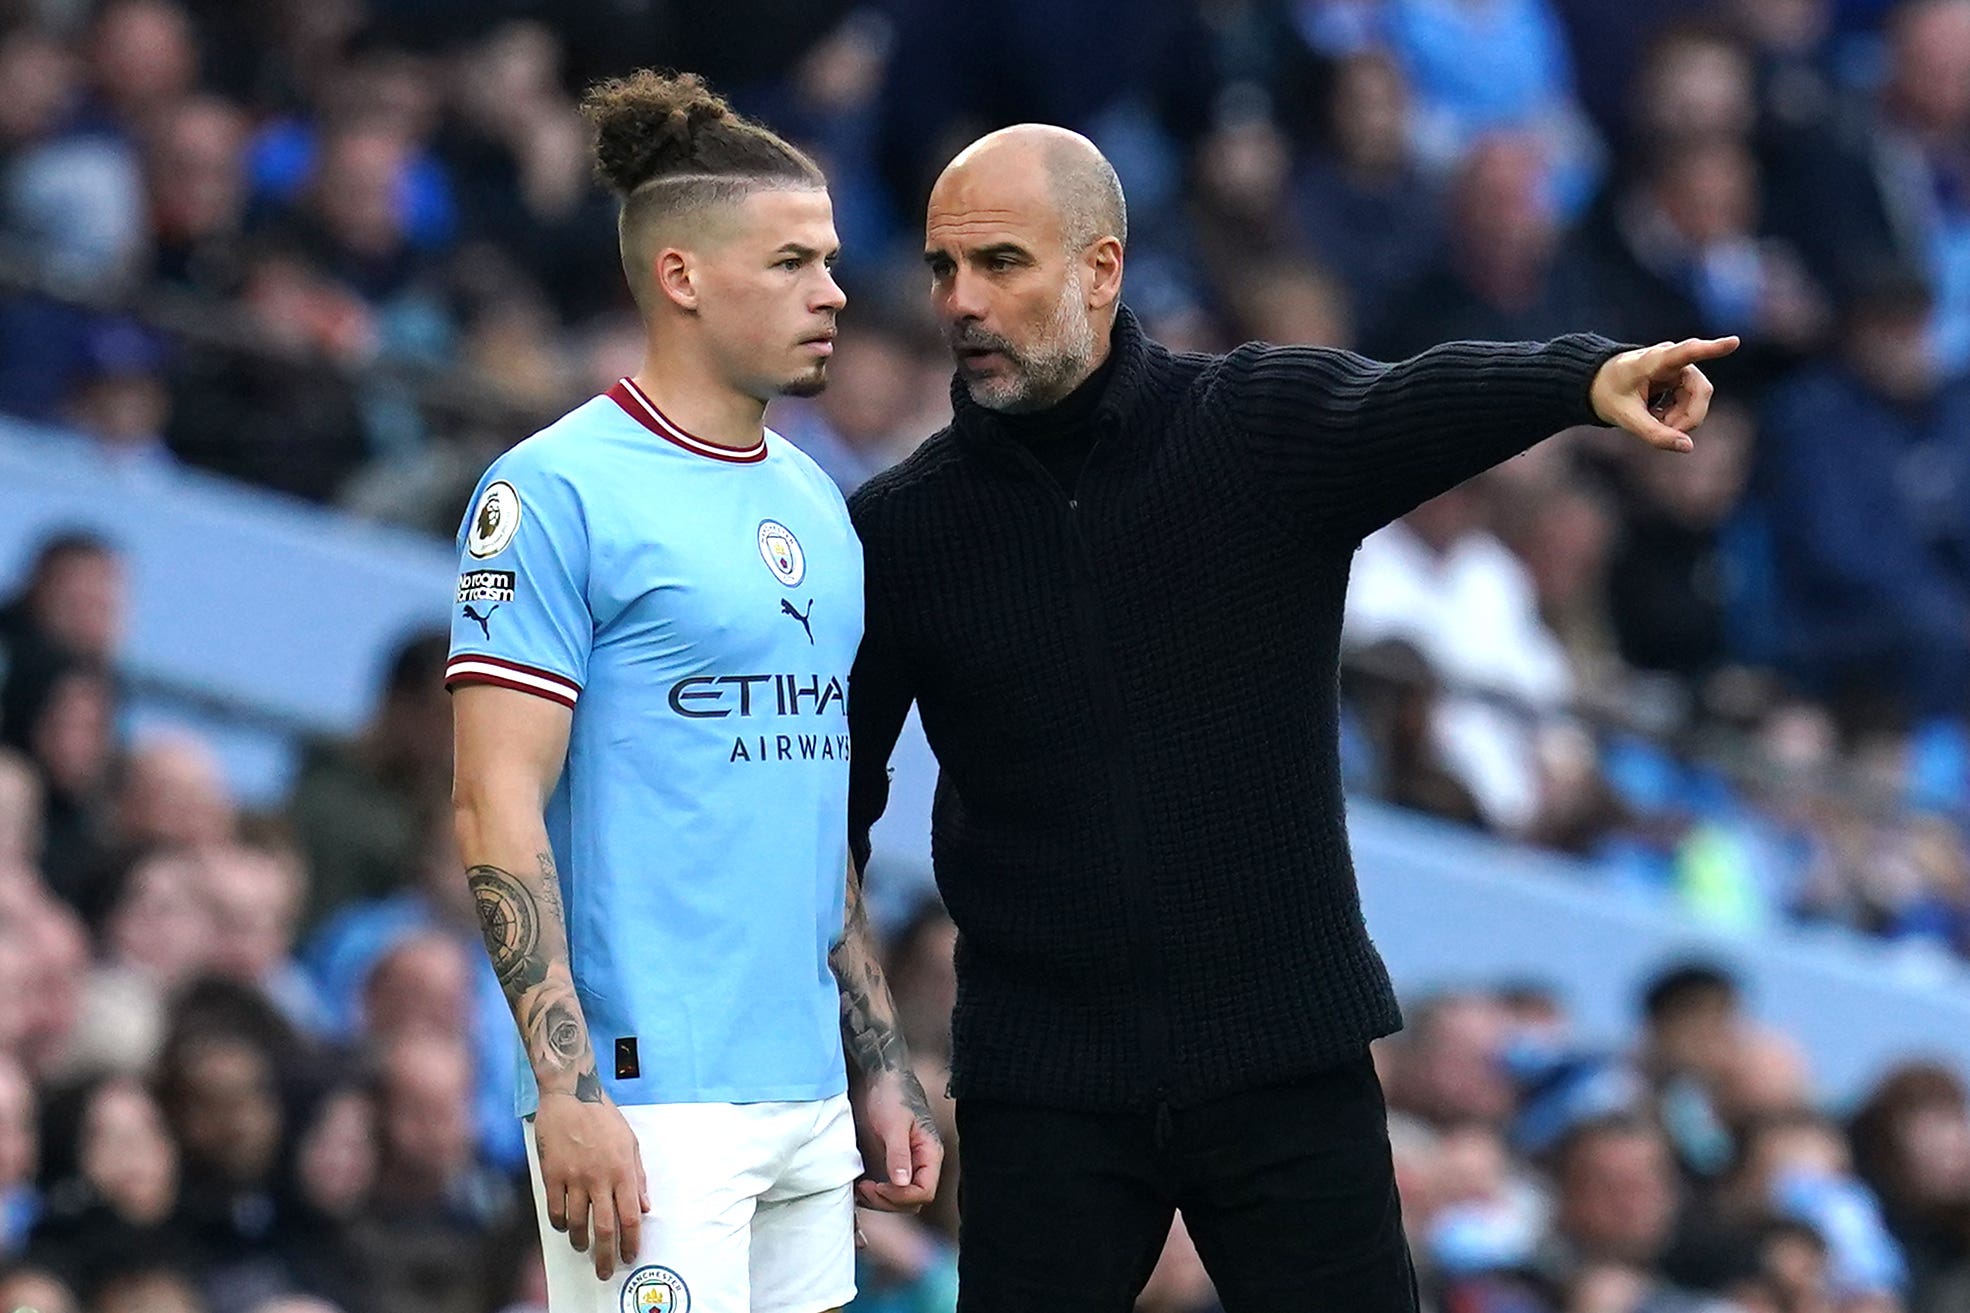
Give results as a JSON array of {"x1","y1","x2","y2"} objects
[
  {"x1": 876, "y1": 0, "x2": 1189, "y2": 215},
  {"x1": 155, "y1": 986, "x2": 311, "y2": 1313},
  {"x1": 1545, "y1": 1117, "x2": 1694, "y2": 1299},
  {"x1": 84, "y1": 0, "x2": 200, "y2": 139},
  {"x1": 274, "y1": 1083, "x2": 373, "y2": 1313},
  {"x1": 1850, "y1": 1064, "x2": 1970, "y2": 1309},
  {"x1": 0, "y1": 1265, "x2": 79, "y2": 1313},
  {"x1": 0, "y1": 750, "x2": 44, "y2": 868},
  {"x1": 146, "y1": 95, "x2": 251, "y2": 299},
  {"x1": 1187, "y1": 105, "x2": 1302, "y2": 306},
  {"x1": 1712, "y1": 1027, "x2": 1815, "y2": 1127},
  {"x1": 0, "y1": 1053, "x2": 36, "y2": 1256},
  {"x1": 164, "y1": 243, "x2": 371, "y2": 501},
  {"x1": 1712, "y1": 1110, "x2": 1909, "y2": 1299},
  {"x1": 1578, "y1": 138, "x2": 1827, "y2": 376},
  {"x1": 1370, "y1": 133, "x2": 1600, "y2": 358},
  {"x1": 99, "y1": 850, "x2": 217, "y2": 991},
  {"x1": 303, "y1": 802, "x2": 522, "y2": 1170},
  {"x1": 1606, "y1": 399, "x2": 1759, "y2": 681},
  {"x1": 1388, "y1": 0, "x2": 1601, "y2": 212},
  {"x1": 347, "y1": 1032, "x2": 522, "y2": 1313},
  {"x1": 25, "y1": 1075, "x2": 183, "y2": 1298},
  {"x1": 1757, "y1": 269, "x2": 1970, "y2": 722},
  {"x1": 358, "y1": 932, "x2": 471, "y2": 1042},
  {"x1": 9, "y1": 894, "x2": 87, "y2": 1082},
  {"x1": 112, "y1": 735, "x2": 236, "y2": 854},
  {"x1": 0, "y1": 24, "x2": 148, "y2": 293},
  {"x1": 1625, "y1": 22, "x2": 1761, "y2": 152},
  {"x1": 1228, "y1": 256, "x2": 1354, "y2": 348},
  {"x1": 1345, "y1": 484, "x2": 1576, "y2": 833},
  {"x1": 1388, "y1": 991, "x2": 1519, "y2": 1128},
  {"x1": 888, "y1": 901, "x2": 957, "y2": 1066},
  {"x1": 92, "y1": 1266, "x2": 211, "y2": 1313},
  {"x1": 245, "y1": 50, "x2": 455, "y2": 257},
  {"x1": 290, "y1": 1085, "x2": 376, "y2": 1227},
  {"x1": 1292, "y1": 51, "x2": 1441, "y2": 345},
  {"x1": 1551, "y1": 0, "x2": 1718, "y2": 141},
  {"x1": 0, "y1": 532, "x2": 125, "y2": 669},
  {"x1": 1776, "y1": 0, "x2": 1970, "y2": 371},
  {"x1": 437, "y1": 23, "x2": 620, "y2": 324},
  {"x1": 201, "y1": 844, "x2": 329, "y2": 1036},
  {"x1": 58, "y1": 320, "x2": 175, "y2": 473},
  {"x1": 1500, "y1": 483, "x2": 1621, "y2": 693},
  {"x1": 1340, "y1": 638, "x2": 1488, "y2": 826},
  {"x1": 1, "y1": 658, "x2": 115, "y2": 893},
  {"x1": 268, "y1": 121, "x2": 437, "y2": 313},
  {"x1": 288, "y1": 631, "x2": 449, "y2": 928}
]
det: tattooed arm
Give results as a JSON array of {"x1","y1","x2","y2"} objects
[
  {"x1": 831, "y1": 854, "x2": 944, "y2": 1212},
  {"x1": 452, "y1": 683, "x2": 644, "y2": 1280}
]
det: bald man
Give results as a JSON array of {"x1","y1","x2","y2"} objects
[{"x1": 846, "y1": 125, "x2": 1735, "y2": 1311}]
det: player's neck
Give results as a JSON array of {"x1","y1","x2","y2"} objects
[{"x1": 631, "y1": 353, "x2": 769, "y2": 453}]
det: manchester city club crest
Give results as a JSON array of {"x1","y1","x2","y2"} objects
[
  {"x1": 757, "y1": 519, "x2": 805, "y2": 587},
  {"x1": 621, "y1": 1265, "x2": 689, "y2": 1313}
]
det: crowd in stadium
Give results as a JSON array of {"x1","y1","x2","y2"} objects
[{"x1": 3, "y1": 0, "x2": 1970, "y2": 1309}]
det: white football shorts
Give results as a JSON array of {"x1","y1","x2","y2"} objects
[{"x1": 525, "y1": 1095, "x2": 860, "y2": 1313}]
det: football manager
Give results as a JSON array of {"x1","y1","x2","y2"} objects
[{"x1": 848, "y1": 123, "x2": 1735, "y2": 1312}]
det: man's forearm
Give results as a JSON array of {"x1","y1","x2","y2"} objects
[
  {"x1": 1230, "y1": 334, "x2": 1624, "y2": 540},
  {"x1": 831, "y1": 859, "x2": 934, "y2": 1124},
  {"x1": 459, "y1": 811, "x2": 603, "y2": 1102}
]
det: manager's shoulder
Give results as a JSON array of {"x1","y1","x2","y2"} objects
[{"x1": 846, "y1": 426, "x2": 965, "y2": 528}]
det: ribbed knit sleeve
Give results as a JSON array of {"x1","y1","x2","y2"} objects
[
  {"x1": 845, "y1": 487, "x2": 916, "y2": 874},
  {"x1": 1216, "y1": 334, "x2": 1625, "y2": 541}
]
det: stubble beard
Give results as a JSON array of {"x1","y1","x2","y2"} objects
[{"x1": 961, "y1": 272, "x2": 1098, "y2": 414}]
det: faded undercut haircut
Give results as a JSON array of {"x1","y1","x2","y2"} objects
[{"x1": 579, "y1": 69, "x2": 824, "y2": 312}]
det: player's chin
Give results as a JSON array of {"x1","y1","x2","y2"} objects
[{"x1": 778, "y1": 361, "x2": 831, "y2": 398}]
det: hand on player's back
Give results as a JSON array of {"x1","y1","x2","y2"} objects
[
  {"x1": 1590, "y1": 336, "x2": 1740, "y2": 453},
  {"x1": 535, "y1": 1090, "x2": 651, "y2": 1281}
]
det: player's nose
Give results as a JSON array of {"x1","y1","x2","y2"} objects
[{"x1": 816, "y1": 267, "x2": 846, "y2": 313}]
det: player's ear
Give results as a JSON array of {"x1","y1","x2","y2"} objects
[
  {"x1": 1085, "y1": 236, "x2": 1123, "y2": 311},
  {"x1": 654, "y1": 248, "x2": 700, "y2": 312}
]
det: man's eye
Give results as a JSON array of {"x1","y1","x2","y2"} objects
[{"x1": 781, "y1": 258, "x2": 803, "y2": 271}]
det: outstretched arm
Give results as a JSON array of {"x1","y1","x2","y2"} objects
[
  {"x1": 831, "y1": 852, "x2": 943, "y2": 1212},
  {"x1": 453, "y1": 683, "x2": 646, "y2": 1280},
  {"x1": 1220, "y1": 333, "x2": 1737, "y2": 541}
]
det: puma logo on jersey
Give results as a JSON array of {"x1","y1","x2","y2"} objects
[{"x1": 780, "y1": 598, "x2": 814, "y2": 644}]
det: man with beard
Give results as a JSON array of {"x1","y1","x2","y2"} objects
[{"x1": 846, "y1": 124, "x2": 1735, "y2": 1311}]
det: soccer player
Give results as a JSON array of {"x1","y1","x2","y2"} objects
[{"x1": 448, "y1": 71, "x2": 941, "y2": 1313}]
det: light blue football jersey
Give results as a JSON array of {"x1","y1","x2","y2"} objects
[{"x1": 446, "y1": 378, "x2": 861, "y2": 1111}]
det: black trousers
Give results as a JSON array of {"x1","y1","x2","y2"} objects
[{"x1": 953, "y1": 1054, "x2": 1419, "y2": 1312}]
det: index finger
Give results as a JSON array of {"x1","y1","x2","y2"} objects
[
  {"x1": 1655, "y1": 336, "x2": 1740, "y2": 371},
  {"x1": 913, "y1": 1129, "x2": 944, "y2": 1193}
]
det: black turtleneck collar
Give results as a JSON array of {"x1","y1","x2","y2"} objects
[{"x1": 993, "y1": 347, "x2": 1118, "y2": 447}]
